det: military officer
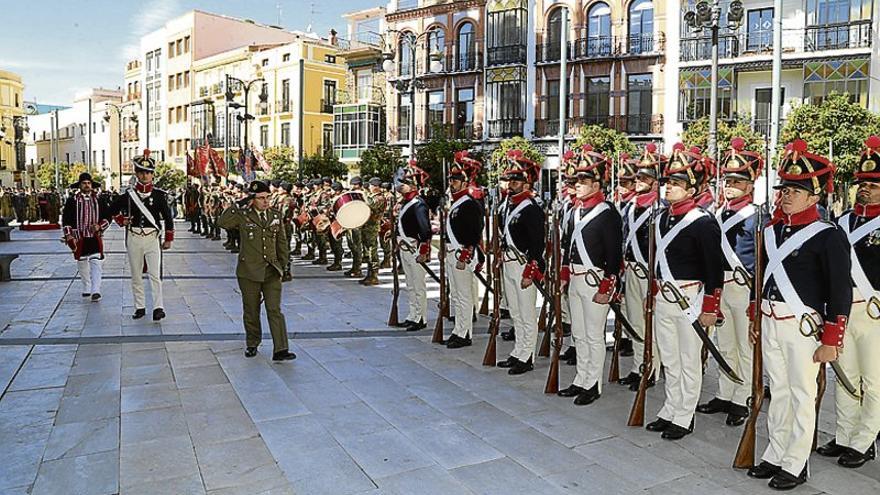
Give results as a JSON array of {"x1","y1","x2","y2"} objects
[
  {"x1": 619, "y1": 143, "x2": 665, "y2": 390},
  {"x1": 496, "y1": 150, "x2": 545, "y2": 375},
  {"x1": 697, "y1": 137, "x2": 762, "y2": 426},
  {"x1": 218, "y1": 180, "x2": 295, "y2": 361},
  {"x1": 557, "y1": 145, "x2": 622, "y2": 405},
  {"x1": 646, "y1": 143, "x2": 724, "y2": 441},
  {"x1": 394, "y1": 163, "x2": 432, "y2": 331},
  {"x1": 443, "y1": 151, "x2": 485, "y2": 349},
  {"x1": 746, "y1": 139, "x2": 852, "y2": 490},
  {"x1": 345, "y1": 177, "x2": 365, "y2": 278},
  {"x1": 816, "y1": 136, "x2": 880, "y2": 469},
  {"x1": 359, "y1": 177, "x2": 386, "y2": 286}
]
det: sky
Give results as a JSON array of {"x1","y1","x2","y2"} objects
[{"x1": 0, "y1": 0, "x2": 381, "y2": 105}]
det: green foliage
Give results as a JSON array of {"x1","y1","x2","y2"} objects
[
  {"x1": 265, "y1": 146, "x2": 298, "y2": 182},
  {"x1": 154, "y1": 162, "x2": 186, "y2": 191},
  {"x1": 489, "y1": 137, "x2": 545, "y2": 184},
  {"x1": 358, "y1": 143, "x2": 403, "y2": 181},
  {"x1": 572, "y1": 125, "x2": 637, "y2": 159},
  {"x1": 414, "y1": 128, "x2": 480, "y2": 191},
  {"x1": 681, "y1": 116, "x2": 766, "y2": 154},
  {"x1": 36, "y1": 162, "x2": 108, "y2": 189},
  {"x1": 780, "y1": 94, "x2": 880, "y2": 184},
  {"x1": 299, "y1": 151, "x2": 347, "y2": 180}
]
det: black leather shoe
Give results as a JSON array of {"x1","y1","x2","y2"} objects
[
  {"x1": 696, "y1": 397, "x2": 731, "y2": 415},
  {"x1": 573, "y1": 384, "x2": 600, "y2": 406},
  {"x1": 619, "y1": 338, "x2": 634, "y2": 357},
  {"x1": 747, "y1": 461, "x2": 781, "y2": 479},
  {"x1": 838, "y1": 444, "x2": 875, "y2": 468},
  {"x1": 618, "y1": 372, "x2": 640, "y2": 386},
  {"x1": 90, "y1": 293, "x2": 102, "y2": 302},
  {"x1": 152, "y1": 308, "x2": 166, "y2": 321},
  {"x1": 272, "y1": 350, "x2": 297, "y2": 361},
  {"x1": 726, "y1": 404, "x2": 748, "y2": 426},
  {"x1": 768, "y1": 467, "x2": 806, "y2": 490},
  {"x1": 646, "y1": 418, "x2": 671, "y2": 432},
  {"x1": 81, "y1": 293, "x2": 91, "y2": 297},
  {"x1": 396, "y1": 319, "x2": 416, "y2": 329},
  {"x1": 132, "y1": 308, "x2": 146, "y2": 319},
  {"x1": 496, "y1": 356, "x2": 517, "y2": 368},
  {"x1": 816, "y1": 439, "x2": 847, "y2": 457},
  {"x1": 557, "y1": 384, "x2": 586, "y2": 398},
  {"x1": 561, "y1": 347, "x2": 576, "y2": 362},
  {"x1": 446, "y1": 335, "x2": 472, "y2": 349},
  {"x1": 500, "y1": 327, "x2": 516, "y2": 341},
  {"x1": 405, "y1": 320, "x2": 426, "y2": 332},
  {"x1": 244, "y1": 347, "x2": 258, "y2": 358},
  {"x1": 561, "y1": 322, "x2": 571, "y2": 337},
  {"x1": 661, "y1": 420, "x2": 693, "y2": 440},
  {"x1": 508, "y1": 358, "x2": 533, "y2": 375},
  {"x1": 629, "y1": 375, "x2": 655, "y2": 392}
]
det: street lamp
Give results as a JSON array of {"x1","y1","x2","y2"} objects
[
  {"x1": 105, "y1": 101, "x2": 141, "y2": 189},
  {"x1": 381, "y1": 30, "x2": 444, "y2": 159},
  {"x1": 225, "y1": 68, "x2": 266, "y2": 164},
  {"x1": 684, "y1": 0, "x2": 744, "y2": 179}
]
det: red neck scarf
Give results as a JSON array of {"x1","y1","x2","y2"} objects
[
  {"x1": 669, "y1": 198, "x2": 698, "y2": 217},
  {"x1": 854, "y1": 202, "x2": 880, "y2": 218}
]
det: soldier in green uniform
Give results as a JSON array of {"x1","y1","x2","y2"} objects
[
  {"x1": 278, "y1": 181, "x2": 294, "y2": 282},
  {"x1": 380, "y1": 182, "x2": 394, "y2": 269},
  {"x1": 359, "y1": 177, "x2": 387, "y2": 286},
  {"x1": 326, "y1": 181, "x2": 345, "y2": 271},
  {"x1": 312, "y1": 178, "x2": 332, "y2": 265},
  {"x1": 218, "y1": 180, "x2": 296, "y2": 361},
  {"x1": 344, "y1": 177, "x2": 365, "y2": 278}
]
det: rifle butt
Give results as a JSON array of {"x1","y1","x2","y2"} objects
[
  {"x1": 537, "y1": 300, "x2": 548, "y2": 333},
  {"x1": 431, "y1": 309, "x2": 445, "y2": 343},
  {"x1": 732, "y1": 422, "x2": 757, "y2": 469},
  {"x1": 482, "y1": 326, "x2": 497, "y2": 366},
  {"x1": 538, "y1": 320, "x2": 552, "y2": 358},
  {"x1": 544, "y1": 352, "x2": 560, "y2": 394},
  {"x1": 627, "y1": 383, "x2": 647, "y2": 427},
  {"x1": 387, "y1": 296, "x2": 399, "y2": 327},
  {"x1": 812, "y1": 363, "x2": 827, "y2": 451}
]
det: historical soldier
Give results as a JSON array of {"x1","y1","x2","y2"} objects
[
  {"x1": 697, "y1": 137, "x2": 762, "y2": 426},
  {"x1": 107, "y1": 150, "x2": 175, "y2": 321},
  {"x1": 62, "y1": 173, "x2": 110, "y2": 301},
  {"x1": 815, "y1": 136, "x2": 880, "y2": 469},
  {"x1": 443, "y1": 151, "x2": 485, "y2": 349},
  {"x1": 619, "y1": 144, "x2": 665, "y2": 390},
  {"x1": 693, "y1": 160, "x2": 717, "y2": 212},
  {"x1": 557, "y1": 145, "x2": 622, "y2": 405},
  {"x1": 345, "y1": 177, "x2": 365, "y2": 278},
  {"x1": 612, "y1": 153, "x2": 639, "y2": 358},
  {"x1": 746, "y1": 139, "x2": 852, "y2": 490},
  {"x1": 558, "y1": 156, "x2": 579, "y2": 364},
  {"x1": 495, "y1": 150, "x2": 545, "y2": 375},
  {"x1": 395, "y1": 163, "x2": 432, "y2": 331},
  {"x1": 185, "y1": 183, "x2": 200, "y2": 233},
  {"x1": 359, "y1": 177, "x2": 386, "y2": 286},
  {"x1": 645, "y1": 143, "x2": 723, "y2": 441},
  {"x1": 380, "y1": 181, "x2": 394, "y2": 269},
  {"x1": 218, "y1": 180, "x2": 295, "y2": 361}
]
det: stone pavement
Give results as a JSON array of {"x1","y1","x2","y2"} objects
[{"x1": 1, "y1": 222, "x2": 879, "y2": 495}]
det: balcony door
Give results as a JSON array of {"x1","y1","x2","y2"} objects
[
  {"x1": 754, "y1": 87, "x2": 785, "y2": 136},
  {"x1": 626, "y1": 74, "x2": 652, "y2": 134}
]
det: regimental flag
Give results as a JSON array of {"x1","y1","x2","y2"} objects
[
  {"x1": 253, "y1": 148, "x2": 271, "y2": 173},
  {"x1": 209, "y1": 147, "x2": 227, "y2": 177},
  {"x1": 185, "y1": 152, "x2": 198, "y2": 177},
  {"x1": 236, "y1": 150, "x2": 246, "y2": 176},
  {"x1": 243, "y1": 148, "x2": 255, "y2": 182},
  {"x1": 196, "y1": 145, "x2": 210, "y2": 177}
]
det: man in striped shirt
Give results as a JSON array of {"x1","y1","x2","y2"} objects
[{"x1": 62, "y1": 173, "x2": 110, "y2": 301}]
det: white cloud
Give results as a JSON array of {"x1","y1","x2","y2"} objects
[{"x1": 120, "y1": 0, "x2": 182, "y2": 61}]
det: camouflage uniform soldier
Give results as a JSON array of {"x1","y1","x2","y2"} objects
[
  {"x1": 359, "y1": 177, "x2": 387, "y2": 286},
  {"x1": 326, "y1": 181, "x2": 345, "y2": 271},
  {"x1": 311, "y1": 178, "x2": 332, "y2": 264},
  {"x1": 344, "y1": 177, "x2": 365, "y2": 278}
]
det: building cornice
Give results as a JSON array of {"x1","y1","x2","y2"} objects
[{"x1": 386, "y1": 0, "x2": 484, "y2": 23}]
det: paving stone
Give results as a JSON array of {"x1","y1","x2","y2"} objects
[
  {"x1": 31, "y1": 450, "x2": 119, "y2": 495},
  {"x1": 186, "y1": 406, "x2": 259, "y2": 446},
  {"x1": 375, "y1": 465, "x2": 475, "y2": 495},
  {"x1": 121, "y1": 474, "x2": 206, "y2": 495},
  {"x1": 367, "y1": 396, "x2": 455, "y2": 433},
  {"x1": 119, "y1": 435, "x2": 200, "y2": 491},
  {"x1": 8, "y1": 350, "x2": 75, "y2": 391},
  {"x1": 314, "y1": 400, "x2": 394, "y2": 440},
  {"x1": 450, "y1": 457, "x2": 567, "y2": 495},
  {"x1": 574, "y1": 437, "x2": 692, "y2": 489},
  {"x1": 195, "y1": 436, "x2": 286, "y2": 492},
  {"x1": 482, "y1": 425, "x2": 588, "y2": 477},
  {"x1": 277, "y1": 444, "x2": 376, "y2": 495},
  {"x1": 121, "y1": 382, "x2": 181, "y2": 413},
  {"x1": 168, "y1": 350, "x2": 219, "y2": 370},
  {"x1": 236, "y1": 388, "x2": 309, "y2": 423},
  {"x1": 175, "y1": 364, "x2": 230, "y2": 389},
  {"x1": 257, "y1": 414, "x2": 341, "y2": 454},
  {"x1": 179, "y1": 383, "x2": 242, "y2": 414},
  {"x1": 545, "y1": 464, "x2": 641, "y2": 494},
  {"x1": 402, "y1": 423, "x2": 504, "y2": 469},
  {"x1": 55, "y1": 390, "x2": 120, "y2": 425},
  {"x1": 335, "y1": 428, "x2": 436, "y2": 479},
  {"x1": 43, "y1": 417, "x2": 119, "y2": 461},
  {"x1": 121, "y1": 348, "x2": 169, "y2": 368},
  {"x1": 70, "y1": 354, "x2": 121, "y2": 376},
  {"x1": 121, "y1": 406, "x2": 189, "y2": 445},
  {"x1": 121, "y1": 363, "x2": 175, "y2": 387}
]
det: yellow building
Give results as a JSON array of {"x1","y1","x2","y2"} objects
[{"x1": 0, "y1": 69, "x2": 26, "y2": 187}]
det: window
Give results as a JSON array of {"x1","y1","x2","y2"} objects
[
  {"x1": 545, "y1": 8, "x2": 564, "y2": 61},
  {"x1": 754, "y1": 87, "x2": 786, "y2": 135},
  {"x1": 456, "y1": 22, "x2": 476, "y2": 71},
  {"x1": 806, "y1": 0, "x2": 872, "y2": 50},
  {"x1": 626, "y1": 74, "x2": 653, "y2": 133},
  {"x1": 155, "y1": 49, "x2": 161, "y2": 70},
  {"x1": 184, "y1": 36, "x2": 190, "y2": 53},
  {"x1": 176, "y1": 39, "x2": 182, "y2": 56},
  {"x1": 168, "y1": 108, "x2": 174, "y2": 123},
  {"x1": 282, "y1": 53, "x2": 290, "y2": 62},
  {"x1": 281, "y1": 123, "x2": 291, "y2": 146},
  {"x1": 322, "y1": 124, "x2": 333, "y2": 154},
  {"x1": 333, "y1": 103, "x2": 384, "y2": 158},
  {"x1": 168, "y1": 42, "x2": 175, "y2": 57},
  {"x1": 177, "y1": 73, "x2": 183, "y2": 88},
  {"x1": 260, "y1": 125, "x2": 269, "y2": 147},
  {"x1": 426, "y1": 90, "x2": 445, "y2": 138},
  {"x1": 679, "y1": 68, "x2": 734, "y2": 121},
  {"x1": 184, "y1": 71, "x2": 190, "y2": 87},
  {"x1": 746, "y1": 8, "x2": 774, "y2": 52},
  {"x1": 92, "y1": 151, "x2": 96, "y2": 165},
  {"x1": 398, "y1": 93, "x2": 411, "y2": 141},
  {"x1": 584, "y1": 76, "x2": 610, "y2": 124},
  {"x1": 628, "y1": 0, "x2": 654, "y2": 54},
  {"x1": 281, "y1": 79, "x2": 290, "y2": 107},
  {"x1": 586, "y1": 2, "x2": 613, "y2": 57},
  {"x1": 176, "y1": 106, "x2": 182, "y2": 122},
  {"x1": 184, "y1": 104, "x2": 189, "y2": 122},
  {"x1": 81, "y1": 151, "x2": 86, "y2": 162},
  {"x1": 398, "y1": 34, "x2": 413, "y2": 76},
  {"x1": 426, "y1": 27, "x2": 445, "y2": 72},
  {"x1": 546, "y1": 79, "x2": 560, "y2": 119},
  {"x1": 325, "y1": 54, "x2": 337, "y2": 64},
  {"x1": 356, "y1": 69, "x2": 372, "y2": 101},
  {"x1": 323, "y1": 80, "x2": 337, "y2": 112},
  {"x1": 803, "y1": 58, "x2": 869, "y2": 106},
  {"x1": 146, "y1": 52, "x2": 153, "y2": 72},
  {"x1": 455, "y1": 88, "x2": 474, "y2": 138},
  {"x1": 487, "y1": 3, "x2": 527, "y2": 65},
  {"x1": 168, "y1": 75, "x2": 175, "y2": 90}
]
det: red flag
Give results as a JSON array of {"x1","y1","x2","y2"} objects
[
  {"x1": 197, "y1": 145, "x2": 210, "y2": 176},
  {"x1": 253, "y1": 148, "x2": 271, "y2": 172},
  {"x1": 185, "y1": 152, "x2": 196, "y2": 177},
  {"x1": 209, "y1": 147, "x2": 227, "y2": 177}
]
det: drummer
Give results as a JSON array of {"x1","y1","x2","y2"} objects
[
  {"x1": 325, "y1": 182, "x2": 345, "y2": 271},
  {"x1": 345, "y1": 177, "x2": 366, "y2": 279}
]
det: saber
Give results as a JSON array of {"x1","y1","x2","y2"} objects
[
  {"x1": 660, "y1": 281, "x2": 744, "y2": 385},
  {"x1": 582, "y1": 271, "x2": 644, "y2": 343},
  {"x1": 799, "y1": 316, "x2": 861, "y2": 399}
]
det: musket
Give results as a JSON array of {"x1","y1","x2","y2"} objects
[
  {"x1": 432, "y1": 159, "x2": 449, "y2": 344},
  {"x1": 482, "y1": 186, "x2": 503, "y2": 366},
  {"x1": 628, "y1": 183, "x2": 658, "y2": 427},
  {"x1": 387, "y1": 172, "x2": 401, "y2": 327},
  {"x1": 733, "y1": 137, "x2": 769, "y2": 469},
  {"x1": 538, "y1": 235, "x2": 553, "y2": 357},
  {"x1": 608, "y1": 151, "x2": 623, "y2": 383},
  {"x1": 544, "y1": 168, "x2": 565, "y2": 394},
  {"x1": 479, "y1": 198, "x2": 492, "y2": 316}
]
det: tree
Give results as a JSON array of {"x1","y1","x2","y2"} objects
[
  {"x1": 359, "y1": 143, "x2": 403, "y2": 181},
  {"x1": 489, "y1": 137, "x2": 545, "y2": 183},
  {"x1": 35, "y1": 162, "x2": 107, "y2": 189},
  {"x1": 681, "y1": 116, "x2": 766, "y2": 154},
  {"x1": 153, "y1": 162, "x2": 186, "y2": 191},
  {"x1": 572, "y1": 125, "x2": 637, "y2": 159},
  {"x1": 265, "y1": 146, "x2": 298, "y2": 182},
  {"x1": 414, "y1": 129, "x2": 480, "y2": 192},
  {"x1": 780, "y1": 93, "x2": 880, "y2": 184},
  {"x1": 299, "y1": 151, "x2": 347, "y2": 180}
]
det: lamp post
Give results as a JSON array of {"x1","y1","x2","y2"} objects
[
  {"x1": 225, "y1": 72, "x2": 267, "y2": 174},
  {"x1": 381, "y1": 30, "x2": 444, "y2": 160},
  {"x1": 104, "y1": 101, "x2": 141, "y2": 190},
  {"x1": 684, "y1": 0, "x2": 744, "y2": 173}
]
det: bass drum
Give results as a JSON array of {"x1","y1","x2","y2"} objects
[{"x1": 333, "y1": 191, "x2": 370, "y2": 229}]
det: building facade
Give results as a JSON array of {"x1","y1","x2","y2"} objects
[{"x1": 0, "y1": 69, "x2": 26, "y2": 187}]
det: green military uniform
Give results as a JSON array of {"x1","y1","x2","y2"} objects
[
  {"x1": 325, "y1": 183, "x2": 344, "y2": 271},
  {"x1": 359, "y1": 181, "x2": 387, "y2": 285},
  {"x1": 380, "y1": 189, "x2": 394, "y2": 268},
  {"x1": 218, "y1": 200, "x2": 291, "y2": 354}
]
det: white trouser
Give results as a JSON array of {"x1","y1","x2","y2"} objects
[
  {"x1": 445, "y1": 251, "x2": 475, "y2": 339},
  {"x1": 127, "y1": 231, "x2": 164, "y2": 310},
  {"x1": 835, "y1": 295, "x2": 880, "y2": 454},
  {"x1": 399, "y1": 245, "x2": 427, "y2": 324},
  {"x1": 761, "y1": 301, "x2": 821, "y2": 476},
  {"x1": 503, "y1": 258, "x2": 537, "y2": 362},
  {"x1": 77, "y1": 256, "x2": 103, "y2": 295},
  {"x1": 655, "y1": 281, "x2": 703, "y2": 429},
  {"x1": 715, "y1": 276, "x2": 753, "y2": 407},
  {"x1": 624, "y1": 264, "x2": 661, "y2": 376},
  {"x1": 569, "y1": 266, "x2": 612, "y2": 391}
]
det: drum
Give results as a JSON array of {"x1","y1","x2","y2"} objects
[
  {"x1": 333, "y1": 192, "x2": 370, "y2": 229},
  {"x1": 330, "y1": 220, "x2": 345, "y2": 239},
  {"x1": 312, "y1": 213, "x2": 330, "y2": 232},
  {"x1": 294, "y1": 211, "x2": 310, "y2": 228}
]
